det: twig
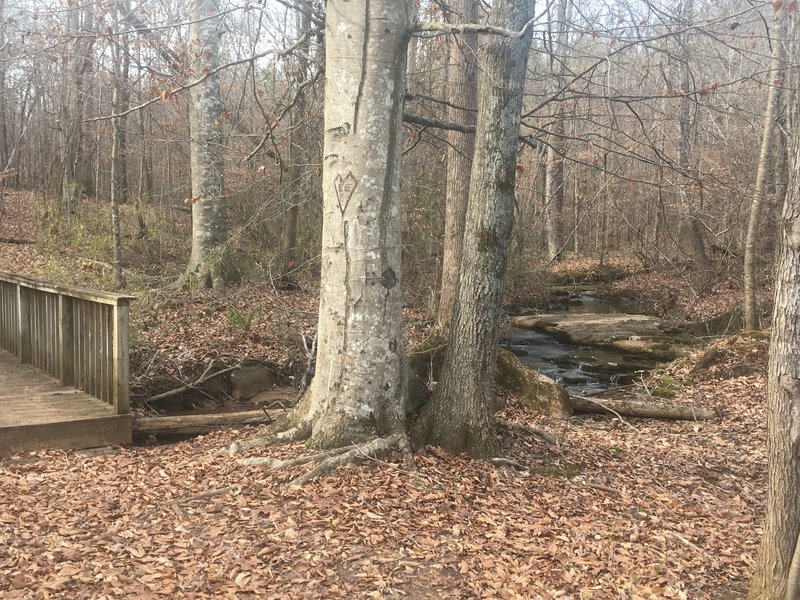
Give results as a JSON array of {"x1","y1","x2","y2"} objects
[
  {"x1": 144, "y1": 364, "x2": 239, "y2": 403},
  {"x1": 169, "y1": 486, "x2": 236, "y2": 519},
  {"x1": 495, "y1": 418, "x2": 562, "y2": 443},
  {"x1": 578, "y1": 397, "x2": 639, "y2": 431},
  {"x1": 488, "y1": 457, "x2": 528, "y2": 471}
]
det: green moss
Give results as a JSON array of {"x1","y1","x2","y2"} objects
[
  {"x1": 530, "y1": 463, "x2": 583, "y2": 478},
  {"x1": 651, "y1": 375, "x2": 683, "y2": 399},
  {"x1": 741, "y1": 329, "x2": 770, "y2": 340}
]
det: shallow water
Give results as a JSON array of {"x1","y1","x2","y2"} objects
[{"x1": 504, "y1": 294, "x2": 656, "y2": 396}]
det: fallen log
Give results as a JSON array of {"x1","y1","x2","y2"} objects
[
  {"x1": 133, "y1": 409, "x2": 282, "y2": 436},
  {"x1": 568, "y1": 396, "x2": 715, "y2": 421}
]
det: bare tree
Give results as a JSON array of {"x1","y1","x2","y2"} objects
[
  {"x1": 413, "y1": 0, "x2": 534, "y2": 457},
  {"x1": 744, "y1": 8, "x2": 787, "y2": 330},
  {"x1": 435, "y1": 0, "x2": 479, "y2": 331},
  {"x1": 186, "y1": 0, "x2": 236, "y2": 288},
  {"x1": 748, "y1": 115, "x2": 800, "y2": 600},
  {"x1": 265, "y1": 0, "x2": 411, "y2": 448}
]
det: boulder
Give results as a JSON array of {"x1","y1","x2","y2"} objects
[
  {"x1": 495, "y1": 348, "x2": 573, "y2": 418},
  {"x1": 231, "y1": 362, "x2": 274, "y2": 400}
]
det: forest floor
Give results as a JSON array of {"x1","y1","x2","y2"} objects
[{"x1": 0, "y1": 192, "x2": 768, "y2": 598}]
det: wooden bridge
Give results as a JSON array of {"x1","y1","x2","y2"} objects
[{"x1": 0, "y1": 271, "x2": 133, "y2": 454}]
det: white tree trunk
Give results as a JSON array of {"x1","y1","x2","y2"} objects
[
  {"x1": 289, "y1": 0, "x2": 411, "y2": 449},
  {"x1": 187, "y1": 0, "x2": 233, "y2": 288}
]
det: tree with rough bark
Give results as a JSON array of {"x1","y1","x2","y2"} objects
[
  {"x1": 748, "y1": 116, "x2": 800, "y2": 600},
  {"x1": 109, "y1": 0, "x2": 130, "y2": 287},
  {"x1": 186, "y1": 0, "x2": 235, "y2": 288},
  {"x1": 412, "y1": 0, "x2": 534, "y2": 458},
  {"x1": 435, "y1": 0, "x2": 479, "y2": 331},
  {"x1": 674, "y1": 0, "x2": 712, "y2": 274},
  {"x1": 543, "y1": 0, "x2": 569, "y2": 263}
]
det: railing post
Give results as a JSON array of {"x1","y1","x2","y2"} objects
[
  {"x1": 59, "y1": 295, "x2": 74, "y2": 386},
  {"x1": 17, "y1": 284, "x2": 31, "y2": 363},
  {"x1": 112, "y1": 299, "x2": 130, "y2": 415}
]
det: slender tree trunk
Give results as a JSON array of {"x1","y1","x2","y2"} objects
[
  {"x1": 744, "y1": 11, "x2": 786, "y2": 330},
  {"x1": 543, "y1": 0, "x2": 569, "y2": 263},
  {"x1": 186, "y1": 0, "x2": 235, "y2": 288},
  {"x1": 60, "y1": 0, "x2": 95, "y2": 213},
  {"x1": 675, "y1": 0, "x2": 711, "y2": 272},
  {"x1": 287, "y1": 0, "x2": 411, "y2": 449},
  {"x1": 109, "y1": 0, "x2": 129, "y2": 286},
  {"x1": 280, "y1": 2, "x2": 313, "y2": 281},
  {"x1": 413, "y1": 0, "x2": 534, "y2": 458},
  {"x1": 435, "y1": 0, "x2": 479, "y2": 331},
  {"x1": 748, "y1": 125, "x2": 800, "y2": 600}
]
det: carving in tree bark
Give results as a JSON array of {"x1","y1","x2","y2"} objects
[
  {"x1": 413, "y1": 0, "x2": 534, "y2": 457},
  {"x1": 286, "y1": 0, "x2": 411, "y2": 448},
  {"x1": 748, "y1": 120, "x2": 800, "y2": 600},
  {"x1": 436, "y1": 0, "x2": 478, "y2": 331},
  {"x1": 186, "y1": 0, "x2": 235, "y2": 288}
]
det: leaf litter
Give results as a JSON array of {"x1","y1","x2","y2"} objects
[{"x1": 0, "y1": 195, "x2": 767, "y2": 598}]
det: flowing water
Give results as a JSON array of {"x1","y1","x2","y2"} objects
[{"x1": 502, "y1": 293, "x2": 657, "y2": 396}]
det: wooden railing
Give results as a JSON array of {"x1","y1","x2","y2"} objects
[{"x1": 0, "y1": 271, "x2": 134, "y2": 415}]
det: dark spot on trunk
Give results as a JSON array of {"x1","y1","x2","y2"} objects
[
  {"x1": 478, "y1": 226, "x2": 499, "y2": 252},
  {"x1": 389, "y1": 339, "x2": 397, "y2": 352},
  {"x1": 383, "y1": 383, "x2": 391, "y2": 391},
  {"x1": 381, "y1": 268, "x2": 397, "y2": 290}
]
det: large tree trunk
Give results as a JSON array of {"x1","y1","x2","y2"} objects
[
  {"x1": 186, "y1": 0, "x2": 235, "y2": 288},
  {"x1": 286, "y1": 0, "x2": 411, "y2": 449},
  {"x1": 435, "y1": 0, "x2": 479, "y2": 331},
  {"x1": 748, "y1": 109, "x2": 800, "y2": 600},
  {"x1": 744, "y1": 11, "x2": 786, "y2": 330},
  {"x1": 413, "y1": 0, "x2": 534, "y2": 457}
]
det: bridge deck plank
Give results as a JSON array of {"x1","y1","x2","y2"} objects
[{"x1": 0, "y1": 349, "x2": 131, "y2": 454}]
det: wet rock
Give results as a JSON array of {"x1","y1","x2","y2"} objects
[{"x1": 510, "y1": 313, "x2": 693, "y2": 360}]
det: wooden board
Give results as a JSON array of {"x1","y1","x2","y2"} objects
[{"x1": 0, "y1": 349, "x2": 131, "y2": 454}]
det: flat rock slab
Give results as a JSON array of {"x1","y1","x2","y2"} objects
[{"x1": 510, "y1": 313, "x2": 692, "y2": 359}]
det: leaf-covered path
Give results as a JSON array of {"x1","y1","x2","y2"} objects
[{"x1": 1, "y1": 362, "x2": 765, "y2": 599}]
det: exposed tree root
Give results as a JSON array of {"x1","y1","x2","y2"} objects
[
  {"x1": 215, "y1": 415, "x2": 308, "y2": 457},
  {"x1": 290, "y1": 434, "x2": 403, "y2": 485},
  {"x1": 495, "y1": 418, "x2": 562, "y2": 444},
  {"x1": 237, "y1": 433, "x2": 405, "y2": 486}
]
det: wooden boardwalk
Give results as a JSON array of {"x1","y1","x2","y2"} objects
[{"x1": 0, "y1": 350, "x2": 131, "y2": 455}]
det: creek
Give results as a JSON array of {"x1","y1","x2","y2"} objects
[{"x1": 502, "y1": 293, "x2": 658, "y2": 396}]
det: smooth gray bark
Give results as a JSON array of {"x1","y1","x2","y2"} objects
[
  {"x1": 186, "y1": 0, "x2": 234, "y2": 288},
  {"x1": 413, "y1": 0, "x2": 534, "y2": 457},
  {"x1": 288, "y1": 0, "x2": 411, "y2": 449}
]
